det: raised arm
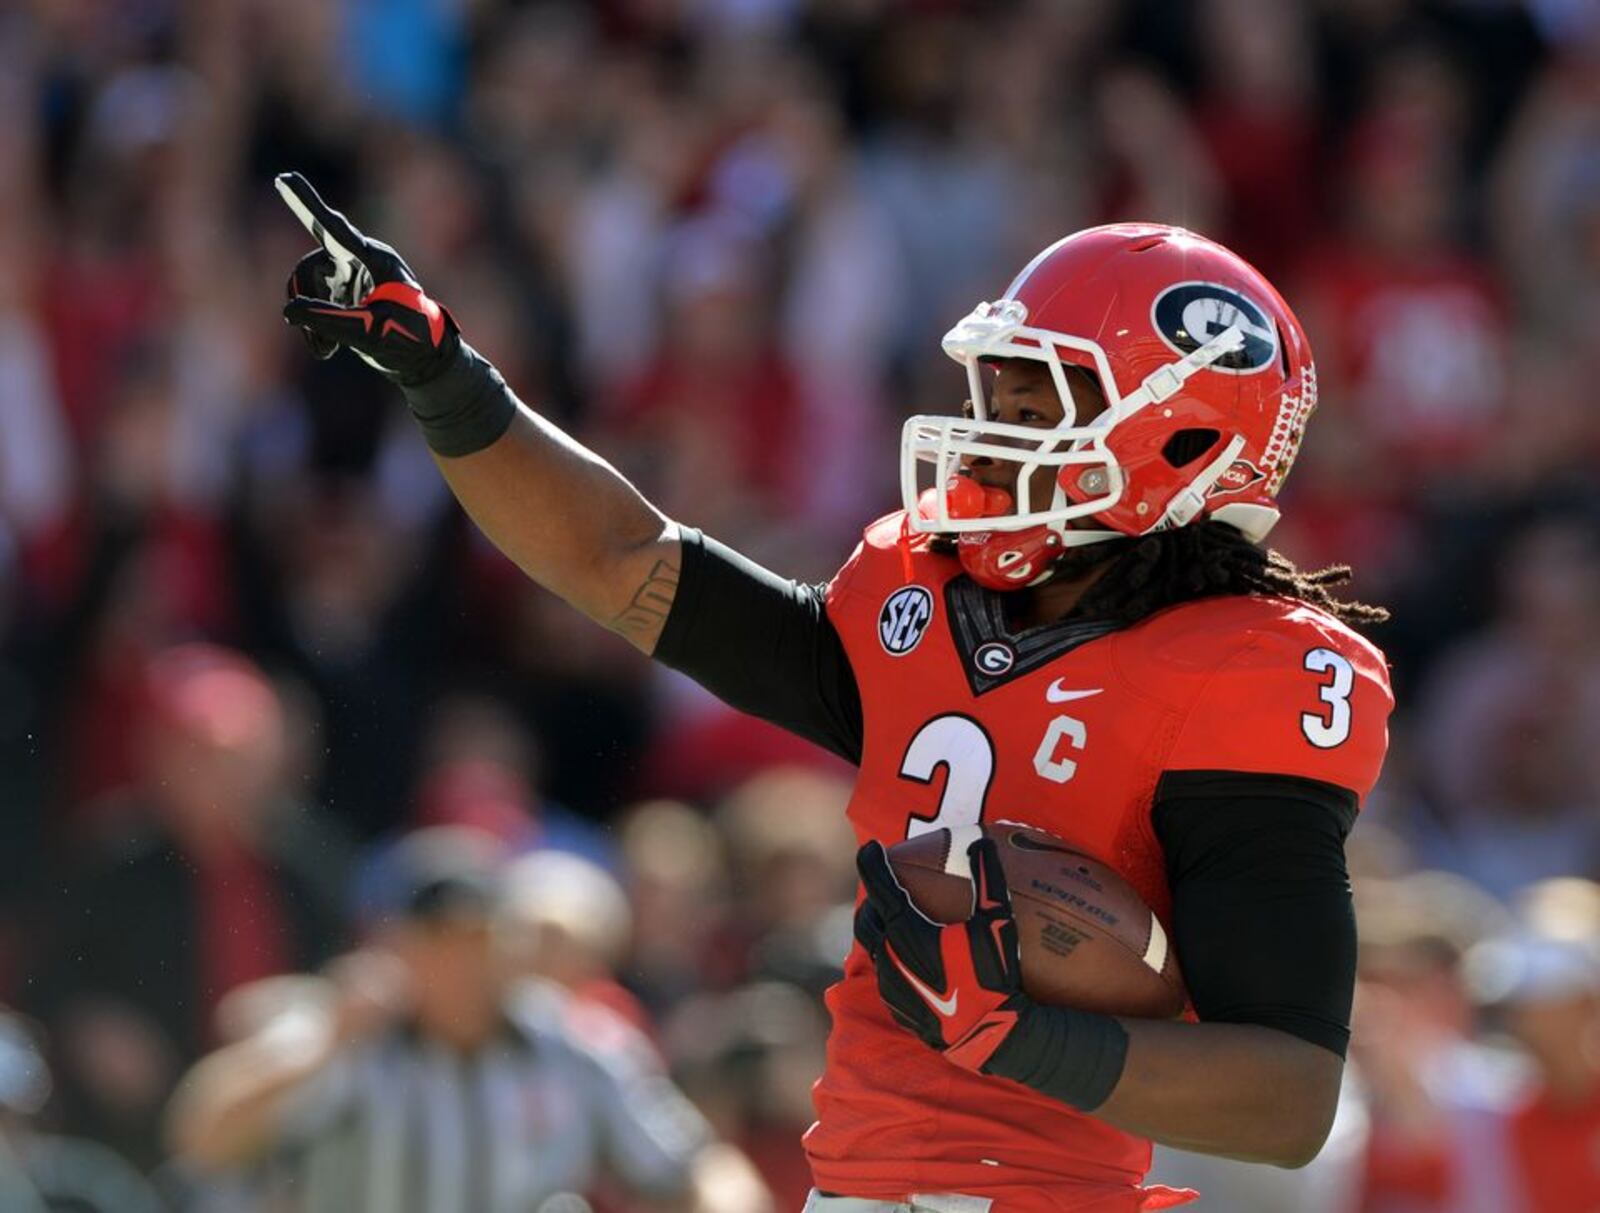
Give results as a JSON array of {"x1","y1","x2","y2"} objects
[
  {"x1": 427, "y1": 397, "x2": 682, "y2": 652},
  {"x1": 167, "y1": 954, "x2": 403, "y2": 1170},
  {"x1": 276, "y1": 173, "x2": 682, "y2": 653}
]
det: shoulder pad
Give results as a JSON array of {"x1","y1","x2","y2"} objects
[{"x1": 1145, "y1": 597, "x2": 1394, "y2": 801}]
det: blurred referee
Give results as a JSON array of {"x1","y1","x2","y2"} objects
[{"x1": 165, "y1": 829, "x2": 771, "y2": 1213}]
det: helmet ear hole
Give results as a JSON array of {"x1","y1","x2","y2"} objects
[{"x1": 1161, "y1": 428, "x2": 1221, "y2": 468}]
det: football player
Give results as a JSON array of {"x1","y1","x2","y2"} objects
[{"x1": 276, "y1": 172, "x2": 1392, "y2": 1213}]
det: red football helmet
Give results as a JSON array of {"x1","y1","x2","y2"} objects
[{"x1": 902, "y1": 224, "x2": 1317, "y2": 590}]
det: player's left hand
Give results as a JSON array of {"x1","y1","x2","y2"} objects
[
  {"x1": 854, "y1": 837, "x2": 1029, "y2": 1073},
  {"x1": 276, "y1": 171, "x2": 460, "y2": 386}
]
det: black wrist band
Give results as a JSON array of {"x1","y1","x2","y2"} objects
[
  {"x1": 983, "y1": 1003, "x2": 1129, "y2": 1112},
  {"x1": 398, "y1": 340, "x2": 518, "y2": 458}
]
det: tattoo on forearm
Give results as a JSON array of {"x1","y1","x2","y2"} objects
[{"x1": 610, "y1": 558, "x2": 680, "y2": 640}]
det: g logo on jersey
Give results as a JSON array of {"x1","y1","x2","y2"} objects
[
  {"x1": 880, "y1": 586, "x2": 934, "y2": 656},
  {"x1": 974, "y1": 642, "x2": 1014, "y2": 675},
  {"x1": 1152, "y1": 282, "x2": 1279, "y2": 374}
]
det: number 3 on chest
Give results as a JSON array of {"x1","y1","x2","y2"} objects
[{"x1": 899, "y1": 707, "x2": 1088, "y2": 840}]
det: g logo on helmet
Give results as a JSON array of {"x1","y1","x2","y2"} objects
[
  {"x1": 879, "y1": 586, "x2": 934, "y2": 656},
  {"x1": 1152, "y1": 282, "x2": 1279, "y2": 374}
]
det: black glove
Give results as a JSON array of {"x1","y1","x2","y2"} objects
[
  {"x1": 277, "y1": 171, "x2": 459, "y2": 387},
  {"x1": 854, "y1": 837, "x2": 1029, "y2": 1073},
  {"x1": 855, "y1": 836, "x2": 1132, "y2": 1109}
]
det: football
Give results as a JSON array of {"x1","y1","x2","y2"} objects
[{"x1": 887, "y1": 823, "x2": 1187, "y2": 1018}]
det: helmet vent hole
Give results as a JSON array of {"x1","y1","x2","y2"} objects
[
  {"x1": 1130, "y1": 238, "x2": 1163, "y2": 253},
  {"x1": 1276, "y1": 322, "x2": 1291, "y2": 377},
  {"x1": 1161, "y1": 428, "x2": 1221, "y2": 468}
]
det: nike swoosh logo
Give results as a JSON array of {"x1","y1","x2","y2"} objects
[
  {"x1": 1046, "y1": 681, "x2": 1103, "y2": 703},
  {"x1": 887, "y1": 947, "x2": 958, "y2": 1018}
]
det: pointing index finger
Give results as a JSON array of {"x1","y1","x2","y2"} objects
[{"x1": 274, "y1": 172, "x2": 368, "y2": 272}]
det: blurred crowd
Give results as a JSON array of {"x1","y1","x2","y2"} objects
[{"x1": 1, "y1": 0, "x2": 1600, "y2": 1209}]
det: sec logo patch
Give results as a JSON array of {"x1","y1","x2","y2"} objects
[{"x1": 879, "y1": 586, "x2": 934, "y2": 655}]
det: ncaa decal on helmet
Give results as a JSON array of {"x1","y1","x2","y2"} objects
[{"x1": 901, "y1": 224, "x2": 1317, "y2": 591}]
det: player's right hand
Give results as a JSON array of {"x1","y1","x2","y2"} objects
[
  {"x1": 854, "y1": 837, "x2": 1029, "y2": 1074},
  {"x1": 277, "y1": 171, "x2": 460, "y2": 386}
]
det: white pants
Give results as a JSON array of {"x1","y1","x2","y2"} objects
[{"x1": 803, "y1": 1192, "x2": 992, "y2": 1213}]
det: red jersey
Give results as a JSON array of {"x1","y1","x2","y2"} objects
[{"x1": 804, "y1": 513, "x2": 1393, "y2": 1207}]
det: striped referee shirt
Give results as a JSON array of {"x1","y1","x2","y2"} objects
[{"x1": 229, "y1": 982, "x2": 710, "y2": 1213}]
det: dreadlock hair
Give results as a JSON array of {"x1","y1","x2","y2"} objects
[
  {"x1": 1069, "y1": 520, "x2": 1389, "y2": 629},
  {"x1": 932, "y1": 520, "x2": 1388, "y2": 629}
]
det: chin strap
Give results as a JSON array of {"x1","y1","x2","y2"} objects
[
  {"x1": 897, "y1": 513, "x2": 918, "y2": 582},
  {"x1": 1154, "y1": 433, "x2": 1247, "y2": 531},
  {"x1": 1048, "y1": 323, "x2": 1249, "y2": 543},
  {"x1": 1116, "y1": 323, "x2": 1247, "y2": 415}
]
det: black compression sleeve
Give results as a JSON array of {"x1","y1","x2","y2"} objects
[
  {"x1": 653, "y1": 528, "x2": 864, "y2": 764},
  {"x1": 1152, "y1": 771, "x2": 1359, "y2": 1057}
]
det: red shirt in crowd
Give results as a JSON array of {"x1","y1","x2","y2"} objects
[{"x1": 1508, "y1": 1085, "x2": 1600, "y2": 1213}]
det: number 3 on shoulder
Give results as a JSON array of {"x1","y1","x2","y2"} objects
[{"x1": 1301, "y1": 647, "x2": 1354, "y2": 748}]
